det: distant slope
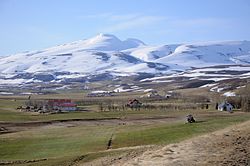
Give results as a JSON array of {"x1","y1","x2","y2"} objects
[
  {"x1": 123, "y1": 44, "x2": 179, "y2": 61},
  {"x1": 156, "y1": 41, "x2": 250, "y2": 67}
]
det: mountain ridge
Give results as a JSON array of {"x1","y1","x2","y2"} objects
[{"x1": 0, "y1": 34, "x2": 250, "y2": 85}]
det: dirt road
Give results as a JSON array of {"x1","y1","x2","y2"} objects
[{"x1": 120, "y1": 120, "x2": 250, "y2": 166}]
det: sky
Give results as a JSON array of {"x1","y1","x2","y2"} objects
[{"x1": 0, "y1": 0, "x2": 250, "y2": 56}]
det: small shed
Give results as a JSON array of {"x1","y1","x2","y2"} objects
[{"x1": 218, "y1": 102, "x2": 233, "y2": 113}]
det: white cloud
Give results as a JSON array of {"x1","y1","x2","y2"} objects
[
  {"x1": 79, "y1": 13, "x2": 166, "y2": 32},
  {"x1": 149, "y1": 17, "x2": 232, "y2": 37},
  {"x1": 103, "y1": 15, "x2": 166, "y2": 32},
  {"x1": 79, "y1": 13, "x2": 232, "y2": 39}
]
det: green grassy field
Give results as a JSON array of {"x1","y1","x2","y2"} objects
[
  {"x1": 0, "y1": 99, "x2": 202, "y2": 122},
  {"x1": 1, "y1": 98, "x2": 250, "y2": 165}
]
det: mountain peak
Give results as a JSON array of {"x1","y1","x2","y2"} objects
[
  {"x1": 86, "y1": 33, "x2": 121, "y2": 45},
  {"x1": 84, "y1": 33, "x2": 145, "y2": 51},
  {"x1": 90, "y1": 33, "x2": 122, "y2": 41},
  {"x1": 97, "y1": 33, "x2": 117, "y2": 38}
]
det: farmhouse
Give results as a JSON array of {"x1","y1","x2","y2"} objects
[
  {"x1": 126, "y1": 99, "x2": 142, "y2": 108},
  {"x1": 48, "y1": 99, "x2": 77, "y2": 111},
  {"x1": 218, "y1": 102, "x2": 233, "y2": 113}
]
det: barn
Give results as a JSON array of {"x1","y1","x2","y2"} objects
[{"x1": 48, "y1": 99, "x2": 77, "y2": 111}]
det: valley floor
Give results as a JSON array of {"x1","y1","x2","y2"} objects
[{"x1": 1, "y1": 98, "x2": 250, "y2": 166}]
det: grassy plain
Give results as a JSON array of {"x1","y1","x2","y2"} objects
[{"x1": 0, "y1": 96, "x2": 250, "y2": 165}]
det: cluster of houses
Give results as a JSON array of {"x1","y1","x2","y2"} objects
[
  {"x1": 20, "y1": 99, "x2": 77, "y2": 113},
  {"x1": 19, "y1": 86, "x2": 234, "y2": 114},
  {"x1": 124, "y1": 98, "x2": 234, "y2": 112}
]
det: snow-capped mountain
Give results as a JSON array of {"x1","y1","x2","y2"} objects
[
  {"x1": 156, "y1": 40, "x2": 250, "y2": 67},
  {"x1": 0, "y1": 34, "x2": 176, "y2": 75},
  {"x1": 0, "y1": 33, "x2": 250, "y2": 85}
]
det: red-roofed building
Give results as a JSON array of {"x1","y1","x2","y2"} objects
[{"x1": 48, "y1": 99, "x2": 77, "y2": 111}]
